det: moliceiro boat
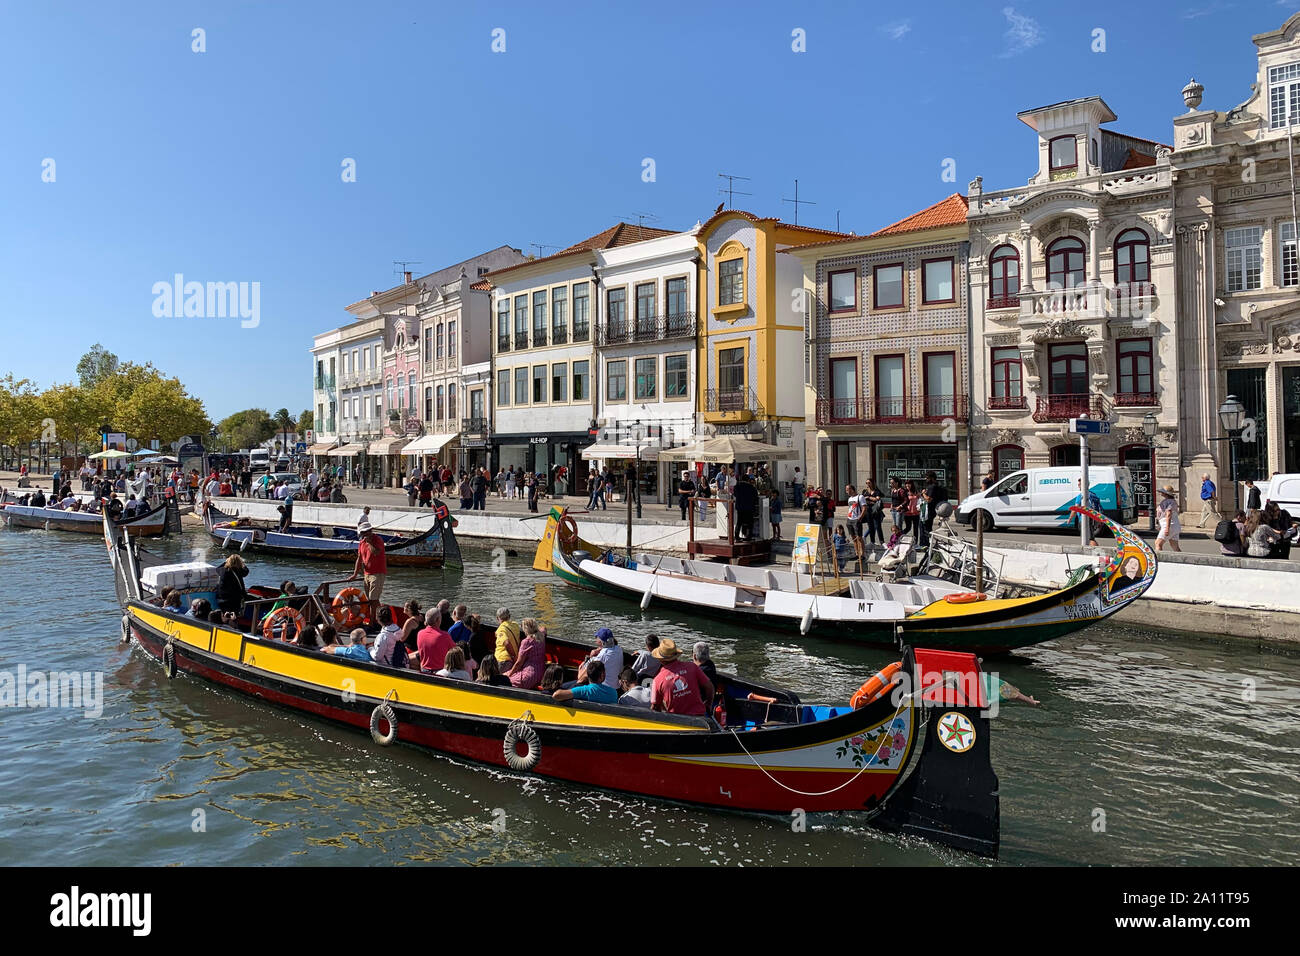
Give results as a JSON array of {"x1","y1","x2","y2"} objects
[
  {"x1": 103, "y1": 513, "x2": 1000, "y2": 857},
  {"x1": 535, "y1": 505, "x2": 1158, "y2": 654},
  {"x1": 201, "y1": 498, "x2": 460, "y2": 569},
  {"x1": 2, "y1": 493, "x2": 174, "y2": 537}
]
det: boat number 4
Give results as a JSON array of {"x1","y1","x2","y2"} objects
[{"x1": 719, "y1": 787, "x2": 732, "y2": 799}]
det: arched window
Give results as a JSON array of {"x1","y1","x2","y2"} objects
[
  {"x1": 1114, "y1": 228, "x2": 1150, "y2": 284},
  {"x1": 448, "y1": 383, "x2": 457, "y2": 419},
  {"x1": 989, "y1": 244, "x2": 1020, "y2": 306},
  {"x1": 387, "y1": 378, "x2": 394, "y2": 407},
  {"x1": 436, "y1": 325, "x2": 444, "y2": 360},
  {"x1": 407, "y1": 373, "x2": 416, "y2": 410},
  {"x1": 992, "y1": 444, "x2": 1024, "y2": 481},
  {"x1": 424, "y1": 386, "x2": 432, "y2": 421},
  {"x1": 436, "y1": 385, "x2": 445, "y2": 420},
  {"x1": 1046, "y1": 237, "x2": 1086, "y2": 289}
]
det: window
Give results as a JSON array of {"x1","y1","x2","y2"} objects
[
  {"x1": 1116, "y1": 338, "x2": 1153, "y2": 401},
  {"x1": 875, "y1": 355, "x2": 905, "y2": 419},
  {"x1": 873, "y1": 263, "x2": 904, "y2": 309},
  {"x1": 989, "y1": 245, "x2": 1020, "y2": 305},
  {"x1": 424, "y1": 387, "x2": 432, "y2": 421},
  {"x1": 1048, "y1": 343, "x2": 1088, "y2": 396},
  {"x1": 1114, "y1": 229, "x2": 1150, "y2": 284},
  {"x1": 387, "y1": 378, "x2": 394, "y2": 406},
  {"x1": 718, "y1": 346, "x2": 745, "y2": 397},
  {"x1": 666, "y1": 276, "x2": 688, "y2": 316},
  {"x1": 424, "y1": 329, "x2": 431, "y2": 364},
  {"x1": 572, "y1": 282, "x2": 590, "y2": 340},
  {"x1": 829, "y1": 357, "x2": 858, "y2": 420},
  {"x1": 448, "y1": 383, "x2": 456, "y2": 418},
  {"x1": 1049, "y1": 135, "x2": 1077, "y2": 171},
  {"x1": 470, "y1": 389, "x2": 484, "y2": 420},
  {"x1": 532, "y1": 365, "x2": 547, "y2": 404},
  {"x1": 1089, "y1": 138, "x2": 1098, "y2": 167},
  {"x1": 497, "y1": 370, "x2": 510, "y2": 406},
  {"x1": 572, "y1": 360, "x2": 589, "y2": 401},
  {"x1": 991, "y1": 466, "x2": 1027, "y2": 492},
  {"x1": 1046, "y1": 237, "x2": 1086, "y2": 289},
  {"x1": 636, "y1": 282, "x2": 656, "y2": 336},
  {"x1": 552, "y1": 362, "x2": 567, "y2": 402},
  {"x1": 436, "y1": 385, "x2": 444, "y2": 420},
  {"x1": 435, "y1": 324, "x2": 443, "y2": 360},
  {"x1": 635, "y1": 357, "x2": 657, "y2": 400},
  {"x1": 1281, "y1": 221, "x2": 1299, "y2": 287},
  {"x1": 665, "y1": 354, "x2": 688, "y2": 398},
  {"x1": 607, "y1": 359, "x2": 628, "y2": 401},
  {"x1": 352, "y1": 397, "x2": 358, "y2": 419},
  {"x1": 924, "y1": 352, "x2": 955, "y2": 418},
  {"x1": 447, "y1": 320, "x2": 456, "y2": 362},
  {"x1": 514, "y1": 295, "x2": 528, "y2": 338},
  {"x1": 514, "y1": 367, "x2": 528, "y2": 405},
  {"x1": 533, "y1": 290, "x2": 547, "y2": 344},
  {"x1": 551, "y1": 285, "x2": 567, "y2": 338},
  {"x1": 991, "y1": 347, "x2": 1024, "y2": 407},
  {"x1": 718, "y1": 258, "x2": 743, "y2": 305},
  {"x1": 829, "y1": 269, "x2": 857, "y2": 312},
  {"x1": 497, "y1": 299, "x2": 510, "y2": 350},
  {"x1": 1225, "y1": 227, "x2": 1263, "y2": 292},
  {"x1": 607, "y1": 287, "x2": 627, "y2": 338},
  {"x1": 342, "y1": 399, "x2": 349, "y2": 419},
  {"x1": 1269, "y1": 62, "x2": 1300, "y2": 129},
  {"x1": 408, "y1": 373, "x2": 416, "y2": 410},
  {"x1": 922, "y1": 258, "x2": 955, "y2": 304},
  {"x1": 374, "y1": 395, "x2": 381, "y2": 418}
]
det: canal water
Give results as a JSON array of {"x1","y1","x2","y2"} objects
[{"x1": 1, "y1": 525, "x2": 1297, "y2": 866}]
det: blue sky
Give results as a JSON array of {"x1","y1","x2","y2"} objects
[{"x1": 1, "y1": 0, "x2": 1294, "y2": 421}]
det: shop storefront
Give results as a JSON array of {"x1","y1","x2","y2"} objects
[
  {"x1": 872, "y1": 442, "x2": 962, "y2": 496},
  {"x1": 492, "y1": 432, "x2": 592, "y2": 496}
]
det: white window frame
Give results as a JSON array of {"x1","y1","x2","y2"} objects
[
  {"x1": 1269, "y1": 62, "x2": 1300, "y2": 129},
  {"x1": 1225, "y1": 226, "x2": 1263, "y2": 292},
  {"x1": 1280, "y1": 220, "x2": 1299, "y2": 288}
]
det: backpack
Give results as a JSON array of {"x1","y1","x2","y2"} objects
[{"x1": 1213, "y1": 519, "x2": 1238, "y2": 544}]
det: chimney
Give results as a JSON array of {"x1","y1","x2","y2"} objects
[{"x1": 404, "y1": 271, "x2": 412, "y2": 284}]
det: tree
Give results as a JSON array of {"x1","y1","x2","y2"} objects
[
  {"x1": 118, "y1": 376, "x2": 211, "y2": 445},
  {"x1": 215, "y1": 408, "x2": 277, "y2": 453},
  {"x1": 40, "y1": 382, "x2": 104, "y2": 459},
  {"x1": 296, "y1": 409, "x2": 313, "y2": 434},
  {"x1": 273, "y1": 407, "x2": 294, "y2": 458},
  {"x1": 75, "y1": 344, "x2": 120, "y2": 389},
  {"x1": 0, "y1": 375, "x2": 42, "y2": 470}
]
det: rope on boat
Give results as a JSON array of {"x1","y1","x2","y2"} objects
[{"x1": 725, "y1": 694, "x2": 911, "y2": 798}]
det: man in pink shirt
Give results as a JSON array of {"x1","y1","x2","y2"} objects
[
  {"x1": 416, "y1": 608, "x2": 455, "y2": 674},
  {"x1": 650, "y1": 639, "x2": 712, "y2": 716}
]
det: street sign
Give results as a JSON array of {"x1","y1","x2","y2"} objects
[
  {"x1": 1069, "y1": 418, "x2": 1111, "y2": 435},
  {"x1": 295, "y1": 441, "x2": 307, "y2": 453}
]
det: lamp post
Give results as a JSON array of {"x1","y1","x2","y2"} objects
[
  {"x1": 1141, "y1": 412, "x2": 1158, "y2": 534},
  {"x1": 1217, "y1": 394, "x2": 1246, "y2": 513}
]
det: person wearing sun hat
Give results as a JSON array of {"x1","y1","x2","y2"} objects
[
  {"x1": 1155, "y1": 484, "x2": 1182, "y2": 553},
  {"x1": 585, "y1": 627, "x2": 623, "y2": 689},
  {"x1": 347, "y1": 517, "x2": 387, "y2": 615},
  {"x1": 649, "y1": 638, "x2": 713, "y2": 716}
]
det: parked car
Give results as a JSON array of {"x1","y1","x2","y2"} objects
[
  {"x1": 956, "y1": 465, "x2": 1137, "y2": 532},
  {"x1": 252, "y1": 472, "x2": 303, "y2": 499},
  {"x1": 1264, "y1": 473, "x2": 1300, "y2": 513}
]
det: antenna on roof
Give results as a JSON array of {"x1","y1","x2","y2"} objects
[
  {"x1": 717, "y1": 173, "x2": 752, "y2": 209},
  {"x1": 781, "y1": 180, "x2": 817, "y2": 226},
  {"x1": 529, "y1": 243, "x2": 561, "y2": 258},
  {"x1": 616, "y1": 212, "x2": 662, "y2": 230},
  {"x1": 393, "y1": 260, "x2": 422, "y2": 281}
]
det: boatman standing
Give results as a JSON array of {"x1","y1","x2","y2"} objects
[{"x1": 348, "y1": 519, "x2": 387, "y2": 618}]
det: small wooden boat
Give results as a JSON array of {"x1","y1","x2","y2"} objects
[
  {"x1": 201, "y1": 499, "x2": 460, "y2": 570},
  {"x1": 535, "y1": 505, "x2": 1158, "y2": 654},
  {"x1": 103, "y1": 513, "x2": 1001, "y2": 857},
  {"x1": 2, "y1": 493, "x2": 173, "y2": 536}
]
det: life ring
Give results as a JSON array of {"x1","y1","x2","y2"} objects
[
  {"x1": 331, "y1": 588, "x2": 367, "y2": 629},
  {"x1": 262, "y1": 605, "x2": 306, "y2": 641},
  {"x1": 944, "y1": 592, "x2": 988, "y2": 604},
  {"x1": 370, "y1": 702, "x2": 398, "y2": 745},
  {"x1": 503, "y1": 720, "x2": 542, "y2": 771},
  {"x1": 163, "y1": 641, "x2": 177, "y2": 679},
  {"x1": 556, "y1": 513, "x2": 579, "y2": 548},
  {"x1": 850, "y1": 661, "x2": 904, "y2": 710}
]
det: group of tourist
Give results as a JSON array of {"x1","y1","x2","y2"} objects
[
  {"x1": 812, "y1": 472, "x2": 949, "y2": 570},
  {"x1": 1216, "y1": 502, "x2": 1298, "y2": 559}
]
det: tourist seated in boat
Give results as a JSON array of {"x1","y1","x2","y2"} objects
[
  {"x1": 29, "y1": 489, "x2": 46, "y2": 507},
  {"x1": 104, "y1": 494, "x2": 123, "y2": 519},
  {"x1": 538, "y1": 663, "x2": 565, "y2": 695},
  {"x1": 435, "y1": 646, "x2": 472, "y2": 681},
  {"x1": 455, "y1": 640, "x2": 478, "y2": 676},
  {"x1": 148, "y1": 586, "x2": 174, "y2": 608},
  {"x1": 122, "y1": 494, "x2": 142, "y2": 517},
  {"x1": 692, "y1": 643, "x2": 718, "y2": 698},
  {"x1": 317, "y1": 624, "x2": 339, "y2": 651},
  {"x1": 417, "y1": 608, "x2": 454, "y2": 674},
  {"x1": 322, "y1": 628, "x2": 371, "y2": 661},
  {"x1": 163, "y1": 590, "x2": 184, "y2": 612},
  {"x1": 217, "y1": 555, "x2": 249, "y2": 616},
  {"x1": 476, "y1": 655, "x2": 513, "y2": 688},
  {"x1": 586, "y1": 628, "x2": 622, "y2": 690},
  {"x1": 494, "y1": 608, "x2": 521, "y2": 666},
  {"x1": 270, "y1": 581, "x2": 303, "y2": 612},
  {"x1": 434, "y1": 599, "x2": 453, "y2": 631},
  {"x1": 400, "y1": 600, "x2": 423, "y2": 653},
  {"x1": 370, "y1": 606, "x2": 409, "y2": 668},
  {"x1": 552, "y1": 659, "x2": 617, "y2": 704},
  {"x1": 57, "y1": 493, "x2": 78, "y2": 510},
  {"x1": 505, "y1": 619, "x2": 546, "y2": 689},
  {"x1": 187, "y1": 598, "x2": 212, "y2": 619},
  {"x1": 632, "y1": 634, "x2": 662, "y2": 681},
  {"x1": 649, "y1": 639, "x2": 711, "y2": 716},
  {"x1": 448, "y1": 604, "x2": 472, "y2": 645},
  {"x1": 617, "y1": 668, "x2": 652, "y2": 708}
]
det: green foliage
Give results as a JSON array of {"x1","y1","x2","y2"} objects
[
  {"x1": 216, "y1": 408, "x2": 277, "y2": 452},
  {"x1": 75, "y1": 344, "x2": 120, "y2": 389}
]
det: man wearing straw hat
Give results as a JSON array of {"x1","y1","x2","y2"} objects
[
  {"x1": 1155, "y1": 484, "x2": 1182, "y2": 552},
  {"x1": 347, "y1": 518, "x2": 388, "y2": 615},
  {"x1": 649, "y1": 639, "x2": 712, "y2": 717}
]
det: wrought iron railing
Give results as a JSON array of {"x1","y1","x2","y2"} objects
[
  {"x1": 1032, "y1": 392, "x2": 1110, "y2": 423},
  {"x1": 532, "y1": 327, "x2": 547, "y2": 347},
  {"x1": 552, "y1": 326, "x2": 568, "y2": 344},
  {"x1": 497, "y1": 334, "x2": 510, "y2": 353},
  {"x1": 514, "y1": 331, "x2": 529, "y2": 350},
  {"x1": 705, "y1": 387, "x2": 764, "y2": 416},
  {"x1": 987, "y1": 294, "x2": 1020, "y2": 310},
  {"x1": 462, "y1": 417, "x2": 489, "y2": 435},
  {"x1": 1113, "y1": 391, "x2": 1158, "y2": 407},
  {"x1": 988, "y1": 393, "x2": 1027, "y2": 410},
  {"x1": 598, "y1": 312, "x2": 698, "y2": 346},
  {"x1": 572, "y1": 322, "x2": 590, "y2": 342},
  {"x1": 814, "y1": 395, "x2": 969, "y2": 426}
]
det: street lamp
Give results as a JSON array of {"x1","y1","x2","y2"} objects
[
  {"x1": 1141, "y1": 411, "x2": 1158, "y2": 533},
  {"x1": 1217, "y1": 394, "x2": 1246, "y2": 512}
]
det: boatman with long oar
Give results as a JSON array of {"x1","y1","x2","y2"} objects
[{"x1": 347, "y1": 518, "x2": 387, "y2": 622}]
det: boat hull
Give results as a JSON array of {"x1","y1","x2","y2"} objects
[{"x1": 2, "y1": 502, "x2": 168, "y2": 536}]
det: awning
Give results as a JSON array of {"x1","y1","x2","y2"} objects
[
  {"x1": 330, "y1": 443, "x2": 367, "y2": 457},
  {"x1": 368, "y1": 437, "x2": 410, "y2": 456},
  {"x1": 403, "y1": 433, "x2": 458, "y2": 455},
  {"x1": 306, "y1": 442, "x2": 335, "y2": 454},
  {"x1": 581, "y1": 443, "x2": 661, "y2": 461}
]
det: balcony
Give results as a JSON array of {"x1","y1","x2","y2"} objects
[
  {"x1": 988, "y1": 393, "x2": 1028, "y2": 410},
  {"x1": 598, "y1": 312, "x2": 697, "y2": 346},
  {"x1": 704, "y1": 387, "x2": 764, "y2": 423},
  {"x1": 572, "y1": 322, "x2": 590, "y2": 343},
  {"x1": 314, "y1": 373, "x2": 336, "y2": 391},
  {"x1": 815, "y1": 395, "x2": 970, "y2": 427},
  {"x1": 1021, "y1": 282, "x2": 1160, "y2": 322},
  {"x1": 338, "y1": 372, "x2": 360, "y2": 389},
  {"x1": 462, "y1": 416, "x2": 489, "y2": 436},
  {"x1": 1113, "y1": 391, "x2": 1158, "y2": 408},
  {"x1": 362, "y1": 368, "x2": 382, "y2": 385},
  {"x1": 988, "y1": 295, "x2": 1020, "y2": 310},
  {"x1": 497, "y1": 334, "x2": 511, "y2": 353},
  {"x1": 1032, "y1": 392, "x2": 1110, "y2": 423},
  {"x1": 552, "y1": 326, "x2": 568, "y2": 345},
  {"x1": 532, "y1": 327, "x2": 547, "y2": 347},
  {"x1": 514, "y1": 331, "x2": 529, "y2": 350}
]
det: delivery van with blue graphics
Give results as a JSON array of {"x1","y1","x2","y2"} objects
[{"x1": 956, "y1": 465, "x2": 1137, "y2": 532}]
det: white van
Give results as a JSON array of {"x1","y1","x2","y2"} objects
[
  {"x1": 248, "y1": 448, "x2": 270, "y2": 473},
  {"x1": 1264, "y1": 473, "x2": 1300, "y2": 513},
  {"x1": 956, "y1": 466, "x2": 1138, "y2": 532}
]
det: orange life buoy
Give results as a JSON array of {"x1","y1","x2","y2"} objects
[
  {"x1": 262, "y1": 605, "x2": 305, "y2": 641},
  {"x1": 557, "y1": 513, "x2": 579, "y2": 547},
  {"x1": 331, "y1": 587, "x2": 368, "y2": 630},
  {"x1": 850, "y1": 661, "x2": 904, "y2": 710},
  {"x1": 944, "y1": 592, "x2": 988, "y2": 604}
]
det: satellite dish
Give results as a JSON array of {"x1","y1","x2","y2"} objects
[{"x1": 126, "y1": 438, "x2": 139, "y2": 451}]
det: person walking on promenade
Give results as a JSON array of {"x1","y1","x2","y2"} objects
[
  {"x1": 1198, "y1": 473, "x2": 1219, "y2": 528},
  {"x1": 1245, "y1": 478, "x2": 1261, "y2": 511},
  {"x1": 1155, "y1": 484, "x2": 1182, "y2": 552},
  {"x1": 678, "y1": 470, "x2": 695, "y2": 521}
]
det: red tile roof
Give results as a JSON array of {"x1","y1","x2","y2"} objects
[
  {"x1": 469, "y1": 278, "x2": 492, "y2": 291},
  {"x1": 868, "y1": 193, "x2": 970, "y2": 238},
  {"x1": 485, "y1": 222, "x2": 677, "y2": 279},
  {"x1": 697, "y1": 208, "x2": 854, "y2": 241}
]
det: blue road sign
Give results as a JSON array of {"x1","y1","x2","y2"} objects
[
  {"x1": 1069, "y1": 418, "x2": 1111, "y2": 435},
  {"x1": 295, "y1": 441, "x2": 308, "y2": 453}
]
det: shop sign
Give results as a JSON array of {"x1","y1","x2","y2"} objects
[{"x1": 530, "y1": 436, "x2": 548, "y2": 444}]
